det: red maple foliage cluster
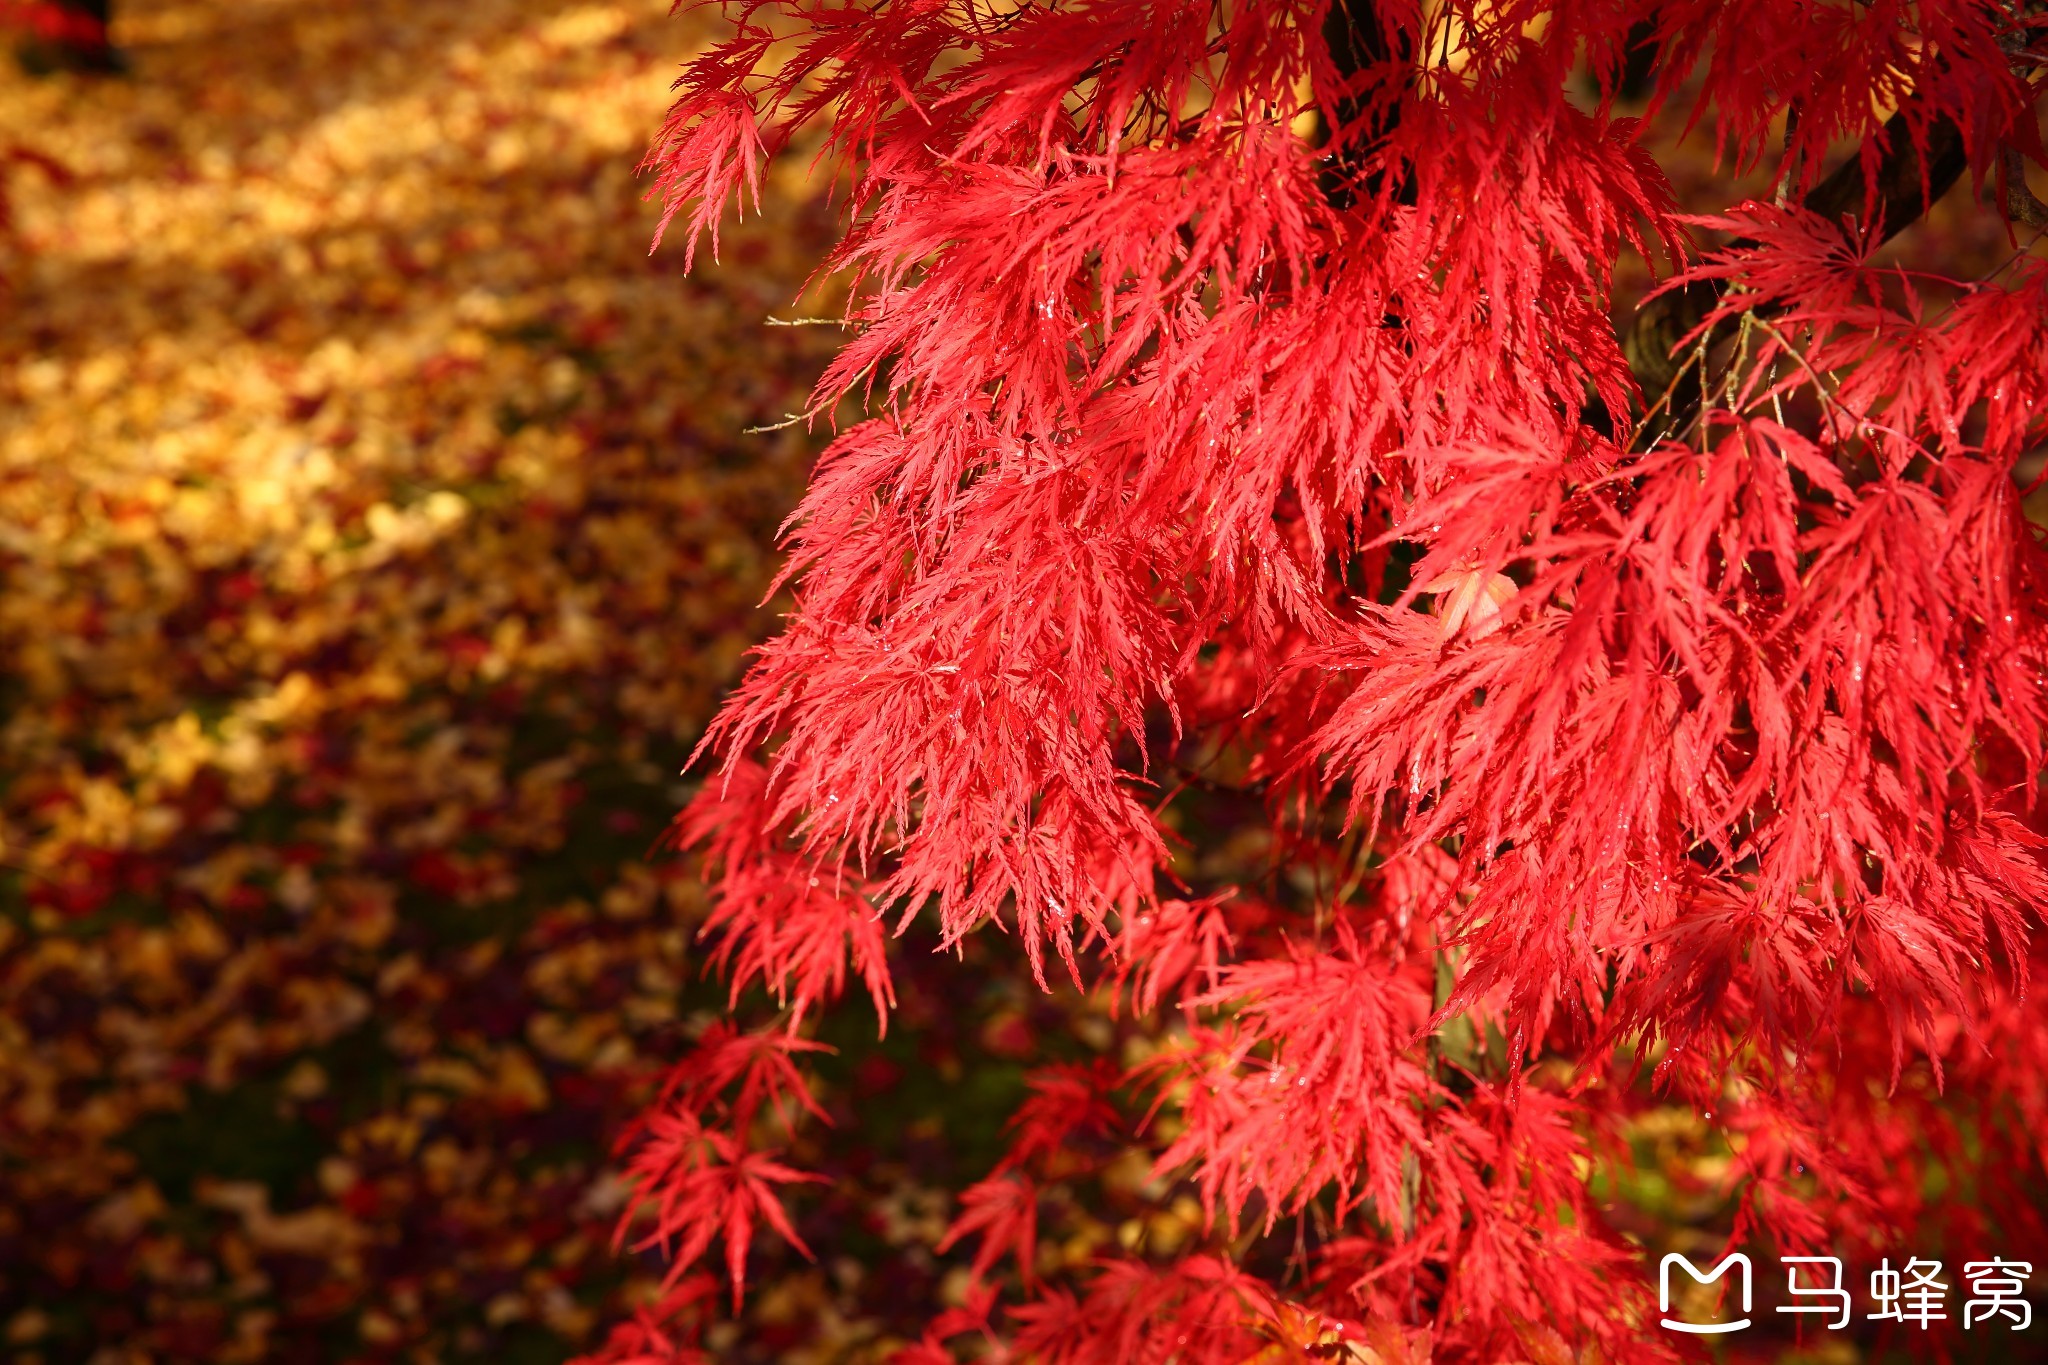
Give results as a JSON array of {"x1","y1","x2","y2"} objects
[
  {"x1": 0, "y1": 1, "x2": 110, "y2": 56},
  {"x1": 586, "y1": 0, "x2": 2048, "y2": 1359}
]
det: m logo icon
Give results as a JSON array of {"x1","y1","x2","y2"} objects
[{"x1": 1660, "y1": 1252, "x2": 1752, "y2": 1334}]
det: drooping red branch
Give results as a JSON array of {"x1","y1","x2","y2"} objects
[
  {"x1": 1622, "y1": 105, "x2": 1971, "y2": 428},
  {"x1": 1318, "y1": 0, "x2": 1416, "y2": 207}
]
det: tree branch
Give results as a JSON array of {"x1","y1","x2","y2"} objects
[{"x1": 1999, "y1": 144, "x2": 2048, "y2": 226}]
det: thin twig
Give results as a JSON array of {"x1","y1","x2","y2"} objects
[{"x1": 1624, "y1": 344, "x2": 1705, "y2": 449}]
